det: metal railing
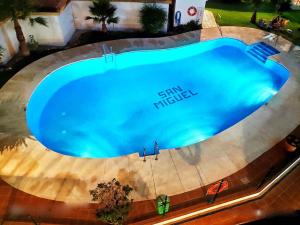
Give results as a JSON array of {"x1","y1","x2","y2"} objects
[{"x1": 101, "y1": 44, "x2": 115, "y2": 63}]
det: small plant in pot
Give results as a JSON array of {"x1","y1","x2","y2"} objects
[
  {"x1": 90, "y1": 178, "x2": 133, "y2": 225},
  {"x1": 285, "y1": 135, "x2": 300, "y2": 152}
]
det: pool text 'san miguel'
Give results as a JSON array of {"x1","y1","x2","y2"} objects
[{"x1": 153, "y1": 86, "x2": 198, "y2": 110}]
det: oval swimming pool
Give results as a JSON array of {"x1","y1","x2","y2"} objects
[{"x1": 26, "y1": 38, "x2": 289, "y2": 158}]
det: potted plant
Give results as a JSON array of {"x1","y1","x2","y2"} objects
[
  {"x1": 90, "y1": 178, "x2": 133, "y2": 225},
  {"x1": 156, "y1": 194, "x2": 170, "y2": 216},
  {"x1": 285, "y1": 135, "x2": 300, "y2": 152}
]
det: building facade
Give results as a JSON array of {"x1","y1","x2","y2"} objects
[{"x1": 0, "y1": 0, "x2": 207, "y2": 64}]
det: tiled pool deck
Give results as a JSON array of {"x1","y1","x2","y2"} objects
[
  {"x1": 0, "y1": 26, "x2": 299, "y2": 212},
  {"x1": 0, "y1": 133, "x2": 299, "y2": 225}
]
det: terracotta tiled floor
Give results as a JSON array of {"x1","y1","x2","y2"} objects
[
  {"x1": 182, "y1": 164, "x2": 300, "y2": 225},
  {"x1": 0, "y1": 126, "x2": 299, "y2": 225}
]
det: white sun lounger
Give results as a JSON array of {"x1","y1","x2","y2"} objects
[{"x1": 263, "y1": 33, "x2": 277, "y2": 42}]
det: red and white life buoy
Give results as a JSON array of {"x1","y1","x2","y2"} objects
[{"x1": 187, "y1": 6, "x2": 197, "y2": 17}]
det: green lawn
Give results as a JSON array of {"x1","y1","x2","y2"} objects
[{"x1": 206, "y1": 1, "x2": 300, "y2": 44}]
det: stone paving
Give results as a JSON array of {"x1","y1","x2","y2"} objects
[
  {"x1": 202, "y1": 10, "x2": 218, "y2": 29},
  {"x1": 0, "y1": 27, "x2": 299, "y2": 204}
]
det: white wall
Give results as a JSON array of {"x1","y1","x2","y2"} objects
[
  {"x1": 0, "y1": 21, "x2": 19, "y2": 64},
  {"x1": 174, "y1": 0, "x2": 207, "y2": 26},
  {"x1": 21, "y1": 16, "x2": 65, "y2": 46},
  {"x1": 0, "y1": 1, "x2": 180, "y2": 64},
  {"x1": 0, "y1": 28, "x2": 10, "y2": 64},
  {"x1": 22, "y1": 3, "x2": 75, "y2": 46},
  {"x1": 72, "y1": 1, "x2": 169, "y2": 31},
  {"x1": 58, "y1": 3, "x2": 76, "y2": 45},
  {"x1": 0, "y1": 3, "x2": 75, "y2": 64}
]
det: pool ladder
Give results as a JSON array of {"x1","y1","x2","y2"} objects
[
  {"x1": 142, "y1": 141, "x2": 160, "y2": 162},
  {"x1": 101, "y1": 44, "x2": 115, "y2": 63}
]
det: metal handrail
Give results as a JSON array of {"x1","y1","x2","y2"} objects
[
  {"x1": 155, "y1": 156, "x2": 300, "y2": 225},
  {"x1": 101, "y1": 44, "x2": 114, "y2": 63}
]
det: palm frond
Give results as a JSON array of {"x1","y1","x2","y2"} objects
[
  {"x1": 107, "y1": 16, "x2": 119, "y2": 24},
  {"x1": 106, "y1": 5, "x2": 117, "y2": 17},
  {"x1": 0, "y1": 0, "x2": 43, "y2": 21},
  {"x1": 85, "y1": 16, "x2": 102, "y2": 24},
  {"x1": 87, "y1": 0, "x2": 118, "y2": 25},
  {"x1": 85, "y1": 16, "x2": 93, "y2": 20},
  {"x1": 29, "y1": 17, "x2": 47, "y2": 27}
]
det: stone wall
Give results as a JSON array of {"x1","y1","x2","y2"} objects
[{"x1": 0, "y1": 0, "x2": 208, "y2": 64}]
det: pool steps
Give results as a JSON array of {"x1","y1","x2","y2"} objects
[
  {"x1": 246, "y1": 42, "x2": 280, "y2": 63},
  {"x1": 101, "y1": 44, "x2": 115, "y2": 63}
]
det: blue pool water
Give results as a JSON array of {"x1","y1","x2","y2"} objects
[{"x1": 26, "y1": 38, "x2": 289, "y2": 158}]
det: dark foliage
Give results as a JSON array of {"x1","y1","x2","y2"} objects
[
  {"x1": 139, "y1": 4, "x2": 167, "y2": 34},
  {"x1": 174, "y1": 20, "x2": 202, "y2": 33},
  {"x1": 85, "y1": 0, "x2": 119, "y2": 32},
  {"x1": 220, "y1": 0, "x2": 242, "y2": 3},
  {"x1": 90, "y1": 178, "x2": 133, "y2": 225},
  {"x1": 271, "y1": 0, "x2": 292, "y2": 12}
]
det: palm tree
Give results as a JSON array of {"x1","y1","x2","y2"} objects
[
  {"x1": 85, "y1": 0, "x2": 119, "y2": 33},
  {"x1": 0, "y1": 0, "x2": 47, "y2": 56},
  {"x1": 250, "y1": 0, "x2": 263, "y2": 24}
]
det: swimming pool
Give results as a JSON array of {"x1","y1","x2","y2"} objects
[{"x1": 26, "y1": 38, "x2": 289, "y2": 158}]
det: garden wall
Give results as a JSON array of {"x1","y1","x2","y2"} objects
[
  {"x1": 174, "y1": 0, "x2": 207, "y2": 26},
  {"x1": 0, "y1": 20, "x2": 19, "y2": 64},
  {"x1": 0, "y1": 3, "x2": 75, "y2": 64},
  {"x1": 0, "y1": 0, "x2": 207, "y2": 64},
  {"x1": 71, "y1": 1, "x2": 169, "y2": 31}
]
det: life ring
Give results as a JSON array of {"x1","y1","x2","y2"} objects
[{"x1": 187, "y1": 6, "x2": 197, "y2": 17}]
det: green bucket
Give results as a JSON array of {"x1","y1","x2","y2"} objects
[{"x1": 156, "y1": 195, "x2": 170, "y2": 215}]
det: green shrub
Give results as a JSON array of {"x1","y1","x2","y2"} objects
[
  {"x1": 174, "y1": 20, "x2": 201, "y2": 33},
  {"x1": 221, "y1": 0, "x2": 242, "y2": 3},
  {"x1": 278, "y1": 0, "x2": 291, "y2": 12},
  {"x1": 185, "y1": 20, "x2": 201, "y2": 30},
  {"x1": 139, "y1": 4, "x2": 167, "y2": 34},
  {"x1": 271, "y1": 0, "x2": 292, "y2": 12}
]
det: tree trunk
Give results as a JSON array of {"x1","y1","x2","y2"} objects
[
  {"x1": 101, "y1": 19, "x2": 108, "y2": 33},
  {"x1": 250, "y1": 10, "x2": 257, "y2": 24},
  {"x1": 13, "y1": 19, "x2": 30, "y2": 56}
]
